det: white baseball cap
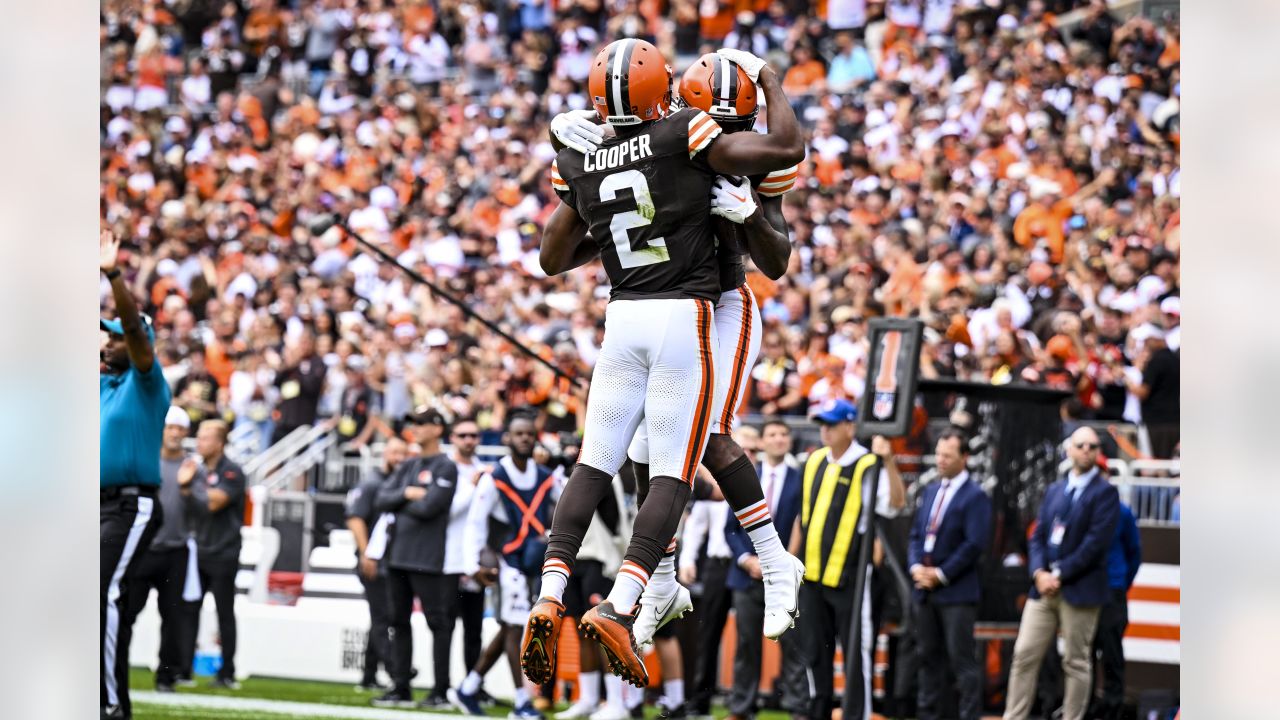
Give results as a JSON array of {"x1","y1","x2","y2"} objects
[{"x1": 165, "y1": 406, "x2": 191, "y2": 429}]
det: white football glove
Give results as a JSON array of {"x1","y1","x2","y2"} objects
[
  {"x1": 550, "y1": 109, "x2": 605, "y2": 154},
  {"x1": 715, "y1": 48, "x2": 768, "y2": 84},
  {"x1": 710, "y1": 176, "x2": 758, "y2": 224}
]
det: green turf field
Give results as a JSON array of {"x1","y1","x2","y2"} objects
[{"x1": 129, "y1": 668, "x2": 792, "y2": 720}]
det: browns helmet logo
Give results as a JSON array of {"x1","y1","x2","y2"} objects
[{"x1": 588, "y1": 39, "x2": 674, "y2": 126}]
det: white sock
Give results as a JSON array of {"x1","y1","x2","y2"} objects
[
  {"x1": 604, "y1": 673, "x2": 625, "y2": 709},
  {"x1": 664, "y1": 678, "x2": 684, "y2": 706},
  {"x1": 541, "y1": 558, "x2": 571, "y2": 602},
  {"x1": 606, "y1": 561, "x2": 648, "y2": 613},
  {"x1": 623, "y1": 681, "x2": 644, "y2": 710},
  {"x1": 651, "y1": 553, "x2": 677, "y2": 586},
  {"x1": 460, "y1": 670, "x2": 482, "y2": 695},
  {"x1": 578, "y1": 670, "x2": 600, "y2": 707},
  {"x1": 515, "y1": 687, "x2": 530, "y2": 707},
  {"x1": 747, "y1": 522, "x2": 789, "y2": 569}
]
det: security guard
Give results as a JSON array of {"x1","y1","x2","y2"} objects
[
  {"x1": 101, "y1": 229, "x2": 171, "y2": 720},
  {"x1": 797, "y1": 399, "x2": 905, "y2": 720}
]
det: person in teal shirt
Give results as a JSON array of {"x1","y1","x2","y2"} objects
[
  {"x1": 827, "y1": 31, "x2": 877, "y2": 93},
  {"x1": 100, "y1": 229, "x2": 170, "y2": 720}
]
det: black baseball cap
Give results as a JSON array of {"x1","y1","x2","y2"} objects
[{"x1": 407, "y1": 406, "x2": 448, "y2": 428}]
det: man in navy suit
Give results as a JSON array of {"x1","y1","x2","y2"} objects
[
  {"x1": 908, "y1": 428, "x2": 992, "y2": 720},
  {"x1": 1003, "y1": 427, "x2": 1120, "y2": 720},
  {"x1": 724, "y1": 420, "x2": 807, "y2": 719}
]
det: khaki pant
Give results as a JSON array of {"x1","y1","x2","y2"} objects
[{"x1": 1003, "y1": 595, "x2": 1101, "y2": 720}]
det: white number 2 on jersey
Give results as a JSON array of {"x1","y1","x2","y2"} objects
[{"x1": 599, "y1": 169, "x2": 669, "y2": 269}]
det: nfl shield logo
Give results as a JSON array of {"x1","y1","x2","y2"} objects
[{"x1": 873, "y1": 391, "x2": 895, "y2": 420}]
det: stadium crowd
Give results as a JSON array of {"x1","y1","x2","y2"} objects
[{"x1": 100, "y1": 0, "x2": 1181, "y2": 461}]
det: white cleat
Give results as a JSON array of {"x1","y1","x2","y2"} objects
[
  {"x1": 762, "y1": 555, "x2": 805, "y2": 640},
  {"x1": 632, "y1": 581, "x2": 693, "y2": 649},
  {"x1": 556, "y1": 700, "x2": 600, "y2": 720}
]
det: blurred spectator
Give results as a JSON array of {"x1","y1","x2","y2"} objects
[{"x1": 1128, "y1": 333, "x2": 1179, "y2": 459}]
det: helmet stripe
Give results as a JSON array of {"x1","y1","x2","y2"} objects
[
  {"x1": 725, "y1": 58, "x2": 738, "y2": 111},
  {"x1": 609, "y1": 39, "x2": 635, "y2": 119}
]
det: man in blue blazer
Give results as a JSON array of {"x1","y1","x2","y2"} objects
[
  {"x1": 724, "y1": 420, "x2": 807, "y2": 720},
  {"x1": 1003, "y1": 427, "x2": 1121, "y2": 720},
  {"x1": 908, "y1": 428, "x2": 992, "y2": 720}
]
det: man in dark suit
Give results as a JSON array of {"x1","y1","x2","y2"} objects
[
  {"x1": 724, "y1": 420, "x2": 807, "y2": 720},
  {"x1": 908, "y1": 428, "x2": 991, "y2": 720},
  {"x1": 1003, "y1": 427, "x2": 1120, "y2": 720}
]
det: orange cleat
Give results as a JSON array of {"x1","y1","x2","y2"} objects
[
  {"x1": 521, "y1": 597, "x2": 566, "y2": 686},
  {"x1": 578, "y1": 601, "x2": 649, "y2": 688}
]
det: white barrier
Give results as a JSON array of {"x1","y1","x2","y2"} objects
[{"x1": 129, "y1": 595, "x2": 519, "y2": 699}]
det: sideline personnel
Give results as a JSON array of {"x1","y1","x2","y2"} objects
[
  {"x1": 797, "y1": 399, "x2": 905, "y2": 720},
  {"x1": 345, "y1": 437, "x2": 409, "y2": 690},
  {"x1": 125, "y1": 407, "x2": 204, "y2": 693},
  {"x1": 1003, "y1": 427, "x2": 1120, "y2": 720},
  {"x1": 101, "y1": 229, "x2": 171, "y2": 720},
  {"x1": 373, "y1": 407, "x2": 460, "y2": 709},
  {"x1": 184, "y1": 420, "x2": 248, "y2": 689},
  {"x1": 908, "y1": 428, "x2": 991, "y2": 720}
]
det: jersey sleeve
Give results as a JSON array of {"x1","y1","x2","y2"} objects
[
  {"x1": 687, "y1": 109, "x2": 723, "y2": 159},
  {"x1": 550, "y1": 159, "x2": 572, "y2": 201},
  {"x1": 757, "y1": 165, "x2": 799, "y2": 197}
]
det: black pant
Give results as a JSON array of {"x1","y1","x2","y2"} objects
[
  {"x1": 728, "y1": 582, "x2": 809, "y2": 718},
  {"x1": 387, "y1": 569, "x2": 458, "y2": 695},
  {"x1": 799, "y1": 577, "x2": 872, "y2": 720},
  {"x1": 1091, "y1": 587, "x2": 1129, "y2": 720},
  {"x1": 689, "y1": 557, "x2": 733, "y2": 714},
  {"x1": 124, "y1": 545, "x2": 194, "y2": 687},
  {"x1": 359, "y1": 569, "x2": 392, "y2": 684},
  {"x1": 915, "y1": 598, "x2": 981, "y2": 720},
  {"x1": 197, "y1": 556, "x2": 239, "y2": 681},
  {"x1": 102, "y1": 491, "x2": 164, "y2": 718},
  {"x1": 457, "y1": 586, "x2": 486, "y2": 672}
]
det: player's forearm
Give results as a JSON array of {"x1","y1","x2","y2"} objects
[
  {"x1": 758, "y1": 68, "x2": 805, "y2": 164},
  {"x1": 743, "y1": 196, "x2": 791, "y2": 280},
  {"x1": 540, "y1": 202, "x2": 593, "y2": 275}
]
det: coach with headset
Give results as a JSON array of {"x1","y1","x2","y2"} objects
[{"x1": 101, "y1": 229, "x2": 172, "y2": 720}]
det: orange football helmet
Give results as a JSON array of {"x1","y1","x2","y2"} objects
[
  {"x1": 588, "y1": 39, "x2": 674, "y2": 126},
  {"x1": 679, "y1": 53, "x2": 759, "y2": 131}
]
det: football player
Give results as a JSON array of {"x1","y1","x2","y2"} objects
[
  {"x1": 548, "y1": 50, "x2": 805, "y2": 650},
  {"x1": 523, "y1": 39, "x2": 804, "y2": 689}
]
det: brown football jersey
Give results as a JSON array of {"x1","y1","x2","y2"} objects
[
  {"x1": 713, "y1": 164, "x2": 800, "y2": 292},
  {"x1": 551, "y1": 107, "x2": 725, "y2": 302}
]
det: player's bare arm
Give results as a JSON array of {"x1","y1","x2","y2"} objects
[
  {"x1": 742, "y1": 194, "x2": 791, "y2": 280},
  {"x1": 705, "y1": 65, "x2": 805, "y2": 177},
  {"x1": 540, "y1": 202, "x2": 601, "y2": 275}
]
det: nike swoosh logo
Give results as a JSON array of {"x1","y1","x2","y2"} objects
[{"x1": 728, "y1": 192, "x2": 747, "y2": 202}]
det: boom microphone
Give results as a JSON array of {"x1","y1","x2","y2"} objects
[{"x1": 306, "y1": 210, "x2": 587, "y2": 390}]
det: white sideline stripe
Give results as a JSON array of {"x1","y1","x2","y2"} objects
[{"x1": 134, "y1": 691, "x2": 458, "y2": 719}]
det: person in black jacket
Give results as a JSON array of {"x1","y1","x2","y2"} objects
[
  {"x1": 372, "y1": 407, "x2": 460, "y2": 709},
  {"x1": 182, "y1": 420, "x2": 247, "y2": 690},
  {"x1": 270, "y1": 331, "x2": 326, "y2": 444}
]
